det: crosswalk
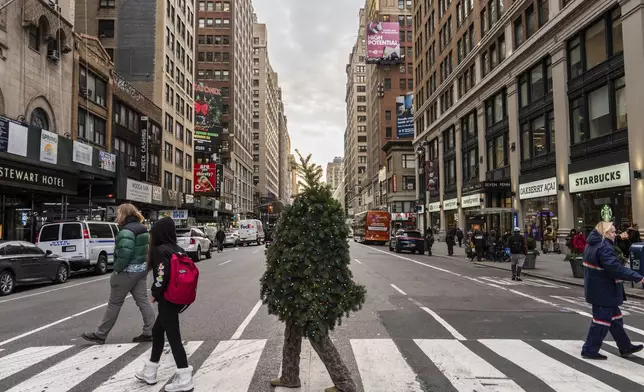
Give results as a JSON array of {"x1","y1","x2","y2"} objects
[{"x1": 1, "y1": 337, "x2": 642, "y2": 391}]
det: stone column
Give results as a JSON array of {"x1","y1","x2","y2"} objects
[
  {"x1": 455, "y1": 123, "x2": 465, "y2": 229},
  {"x1": 439, "y1": 133, "x2": 446, "y2": 236},
  {"x1": 551, "y1": 44, "x2": 575, "y2": 237},
  {"x1": 477, "y1": 104, "x2": 487, "y2": 182},
  {"x1": 549, "y1": 0, "x2": 561, "y2": 21},
  {"x1": 621, "y1": 0, "x2": 644, "y2": 231},
  {"x1": 506, "y1": 81, "x2": 522, "y2": 227}
]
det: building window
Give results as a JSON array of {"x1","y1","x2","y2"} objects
[
  {"x1": 385, "y1": 127, "x2": 392, "y2": 138},
  {"x1": 28, "y1": 25, "x2": 40, "y2": 50},
  {"x1": 484, "y1": 89, "x2": 506, "y2": 127},
  {"x1": 513, "y1": 17, "x2": 523, "y2": 49},
  {"x1": 98, "y1": 20, "x2": 115, "y2": 38},
  {"x1": 443, "y1": 126, "x2": 455, "y2": 152},
  {"x1": 518, "y1": 56, "x2": 552, "y2": 107},
  {"x1": 521, "y1": 111, "x2": 555, "y2": 161},
  {"x1": 461, "y1": 110, "x2": 477, "y2": 142},
  {"x1": 165, "y1": 171, "x2": 173, "y2": 190},
  {"x1": 462, "y1": 147, "x2": 478, "y2": 181},
  {"x1": 445, "y1": 157, "x2": 456, "y2": 186},
  {"x1": 403, "y1": 176, "x2": 416, "y2": 191},
  {"x1": 99, "y1": 0, "x2": 115, "y2": 7},
  {"x1": 402, "y1": 154, "x2": 416, "y2": 169},
  {"x1": 79, "y1": 68, "x2": 107, "y2": 107},
  {"x1": 385, "y1": 110, "x2": 392, "y2": 120},
  {"x1": 186, "y1": 179, "x2": 192, "y2": 193},
  {"x1": 164, "y1": 142, "x2": 173, "y2": 162},
  {"x1": 30, "y1": 108, "x2": 49, "y2": 130},
  {"x1": 77, "y1": 109, "x2": 106, "y2": 146}
]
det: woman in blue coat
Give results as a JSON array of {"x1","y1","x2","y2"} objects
[{"x1": 582, "y1": 221, "x2": 644, "y2": 360}]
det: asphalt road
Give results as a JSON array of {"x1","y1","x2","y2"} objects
[{"x1": 2, "y1": 242, "x2": 644, "y2": 391}]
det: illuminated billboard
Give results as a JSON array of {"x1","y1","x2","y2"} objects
[
  {"x1": 366, "y1": 22, "x2": 401, "y2": 64},
  {"x1": 396, "y1": 93, "x2": 414, "y2": 138}
]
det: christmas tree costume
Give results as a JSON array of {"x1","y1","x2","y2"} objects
[{"x1": 260, "y1": 152, "x2": 366, "y2": 392}]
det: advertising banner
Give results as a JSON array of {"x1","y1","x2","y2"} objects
[
  {"x1": 72, "y1": 141, "x2": 93, "y2": 166},
  {"x1": 426, "y1": 159, "x2": 438, "y2": 191},
  {"x1": 194, "y1": 83, "x2": 223, "y2": 131},
  {"x1": 140, "y1": 116, "x2": 149, "y2": 177},
  {"x1": 158, "y1": 210, "x2": 189, "y2": 220},
  {"x1": 194, "y1": 163, "x2": 217, "y2": 194},
  {"x1": 98, "y1": 151, "x2": 116, "y2": 172},
  {"x1": 39, "y1": 130, "x2": 58, "y2": 164},
  {"x1": 396, "y1": 93, "x2": 414, "y2": 138},
  {"x1": 194, "y1": 126, "x2": 230, "y2": 160},
  {"x1": 126, "y1": 178, "x2": 152, "y2": 203},
  {"x1": 366, "y1": 22, "x2": 401, "y2": 64}
]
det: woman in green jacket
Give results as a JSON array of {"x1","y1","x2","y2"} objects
[{"x1": 81, "y1": 203, "x2": 156, "y2": 344}]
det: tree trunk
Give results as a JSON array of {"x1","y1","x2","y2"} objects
[
  {"x1": 309, "y1": 332, "x2": 357, "y2": 392},
  {"x1": 279, "y1": 319, "x2": 302, "y2": 387}
]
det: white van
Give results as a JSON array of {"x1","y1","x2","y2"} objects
[
  {"x1": 36, "y1": 221, "x2": 119, "y2": 275},
  {"x1": 238, "y1": 219, "x2": 265, "y2": 246}
]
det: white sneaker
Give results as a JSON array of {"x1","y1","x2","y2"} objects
[
  {"x1": 135, "y1": 360, "x2": 160, "y2": 385},
  {"x1": 165, "y1": 366, "x2": 194, "y2": 392}
]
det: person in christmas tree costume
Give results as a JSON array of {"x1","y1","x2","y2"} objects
[{"x1": 260, "y1": 152, "x2": 366, "y2": 392}]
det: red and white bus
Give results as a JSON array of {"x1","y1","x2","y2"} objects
[{"x1": 352, "y1": 210, "x2": 391, "y2": 245}]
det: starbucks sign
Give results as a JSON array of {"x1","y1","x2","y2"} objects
[
  {"x1": 600, "y1": 204, "x2": 613, "y2": 222},
  {"x1": 569, "y1": 162, "x2": 630, "y2": 193}
]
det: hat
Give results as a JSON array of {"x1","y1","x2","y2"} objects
[{"x1": 514, "y1": 227, "x2": 521, "y2": 232}]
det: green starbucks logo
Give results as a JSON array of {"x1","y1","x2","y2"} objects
[{"x1": 601, "y1": 204, "x2": 613, "y2": 222}]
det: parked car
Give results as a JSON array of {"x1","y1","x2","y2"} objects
[
  {"x1": 389, "y1": 230, "x2": 425, "y2": 254},
  {"x1": 0, "y1": 241, "x2": 71, "y2": 296},
  {"x1": 176, "y1": 227, "x2": 212, "y2": 262},
  {"x1": 224, "y1": 230, "x2": 240, "y2": 247},
  {"x1": 238, "y1": 219, "x2": 265, "y2": 246},
  {"x1": 36, "y1": 220, "x2": 119, "y2": 275}
]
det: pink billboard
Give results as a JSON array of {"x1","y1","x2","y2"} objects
[{"x1": 366, "y1": 22, "x2": 401, "y2": 64}]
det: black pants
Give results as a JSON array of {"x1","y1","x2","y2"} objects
[
  {"x1": 447, "y1": 243, "x2": 454, "y2": 255},
  {"x1": 150, "y1": 299, "x2": 188, "y2": 368},
  {"x1": 476, "y1": 247, "x2": 484, "y2": 261},
  {"x1": 458, "y1": 238, "x2": 462, "y2": 247}
]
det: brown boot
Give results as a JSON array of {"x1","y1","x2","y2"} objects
[{"x1": 270, "y1": 378, "x2": 301, "y2": 388}]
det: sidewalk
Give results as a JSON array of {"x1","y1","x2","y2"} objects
[{"x1": 429, "y1": 241, "x2": 644, "y2": 300}]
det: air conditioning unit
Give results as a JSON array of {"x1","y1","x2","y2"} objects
[
  {"x1": 129, "y1": 160, "x2": 137, "y2": 167},
  {"x1": 79, "y1": 87, "x2": 91, "y2": 97},
  {"x1": 47, "y1": 50, "x2": 60, "y2": 62}
]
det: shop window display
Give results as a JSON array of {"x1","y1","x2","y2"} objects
[{"x1": 573, "y1": 188, "x2": 632, "y2": 232}]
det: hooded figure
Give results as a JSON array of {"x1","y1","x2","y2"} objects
[{"x1": 136, "y1": 217, "x2": 195, "y2": 392}]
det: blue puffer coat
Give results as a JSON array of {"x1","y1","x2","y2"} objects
[{"x1": 584, "y1": 229, "x2": 643, "y2": 307}]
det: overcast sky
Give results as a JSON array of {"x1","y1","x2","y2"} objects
[{"x1": 253, "y1": 0, "x2": 364, "y2": 176}]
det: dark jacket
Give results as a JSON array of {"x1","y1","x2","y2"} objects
[
  {"x1": 216, "y1": 229, "x2": 226, "y2": 243},
  {"x1": 506, "y1": 234, "x2": 527, "y2": 255},
  {"x1": 583, "y1": 229, "x2": 643, "y2": 307},
  {"x1": 149, "y1": 217, "x2": 185, "y2": 301},
  {"x1": 445, "y1": 231, "x2": 455, "y2": 245},
  {"x1": 113, "y1": 216, "x2": 149, "y2": 272}
]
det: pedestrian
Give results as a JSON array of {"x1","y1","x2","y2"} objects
[
  {"x1": 136, "y1": 217, "x2": 196, "y2": 391},
  {"x1": 573, "y1": 229, "x2": 587, "y2": 254},
  {"x1": 82, "y1": 203, "x2": 155, "y2": 344},
  {"x1": 473, "y1": 230, "x2": 486, "y2": 261},
  {"x1": 456, "y1": 228, "x2": 464, "y2": 247},
  {"x1": 215, "y1": 227, "x2": 226, "y2": 252},
  {"x1": 543, "y1": 226, "x2": 554, "y2": 253},
  {"x1": 425, "y1": 229, "x2": 434, "y2": 256},
  {"x1": 581, "y1": 221, "x2": 644, "y2": 360},
  {"x1": 506, "y1": 227, "x2": 527, "y2": 281},
  {"x1": 445, "y1": 229, "x2": 455, "y2": 256},
  {"x1": 628, "y1": 224, "x2": 641, "y2": 243},
  {"x1": 565, "y1": 229, "x2": 577, "y2": 253}
]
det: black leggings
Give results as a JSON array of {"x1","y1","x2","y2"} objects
[{"x1": 150, "y1": 299, "x2": 188, "y2": 368}]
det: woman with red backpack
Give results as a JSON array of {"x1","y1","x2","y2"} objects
[{"x1": 135, "y1": 217, "x2": 199, "y2": 392}]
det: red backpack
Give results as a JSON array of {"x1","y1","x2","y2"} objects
[{"x1": 164, "y1": 253, "x2": 199, "y2": 305}]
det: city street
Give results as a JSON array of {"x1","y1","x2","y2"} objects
[{"x1": 2, "y1": 243, "x2": 644, "y2": 391}]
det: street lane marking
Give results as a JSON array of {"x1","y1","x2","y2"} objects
[
  {"x1": 0, "y1": 294, "x2": 131, "y2": 347},
  {"x1": 93, "y1": 341, "x2": 203, "y2": 392},
  {"x1": 480, "y1": 340, "x2": 618, "y2": 392},
  {"x1": 0, "y1": 346, "x2": 73, "y2": 382},
  {"x1": 6, "y1": 343, "x2": 137, "y2": 392},
  {"x1": 359, "y1": 243, "x2": 462, "y2": 277},
  {"x1": 390, "y1": 284, "x2": 407, "y2": 296},
  {"x1": 230, "y1": 300, "x2": 262, "y2": 340},
  {"x1": 351, "y1": 339, "x2": 423, "y2": 391},
  {"x1": 0, "y1": 275, "x2": 111, "y2": 304},
  {"x1": 354, "y1": 258, "x2": 363, "y2": 264},
  {"x1": 545, "y1": 339, "x2": 644, "y2": 385},
  {"x1": 275, "y1": 341, "x2": 332, "y2": 392},
  {"x1": 193, "y1": 339, "x2": 266, "y2": 391},
  {"x1": 218, "y1": 260, "x2": 233, "y2": 266},
  {"x1": 253, "y1": 250, "x2": 259, "y2": 254},
  {"x1": 419, "y1": 307, "x2": 466, "y2": 340},
  {"x1": 415, "y1": 339, "x2": 524, "y2": 391},
  {"x1": 478, "y1": 276, "x2": 569, "y2": 289}
]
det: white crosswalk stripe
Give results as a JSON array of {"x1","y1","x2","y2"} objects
[{"x1": 1, "y1": 338, "x2": 643, "y2": 391}]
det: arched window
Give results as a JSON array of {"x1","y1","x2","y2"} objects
[{"x1": 30, "y1": 108, "x2": 50, "y2": 130}]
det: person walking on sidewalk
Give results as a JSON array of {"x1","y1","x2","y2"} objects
[
  {"x1": 506, "y1": 227, "x2": 527, "y2": 281},
  {"x1": 456, "y1": 228, "x2": 464, "y2": 247},
  {"x1": 473, "y1": 230, "x2": 486, "y2": 261},
  {"x1": 445, "y1": 229, "x2": 456, "y2": 256},
  {"x1": 425, "y1": 229, "x2": 435, "y2": 256},
  {"x1": 581, "y1": 221, "x2": 644, "y2": 360},
  {"x1": 135, "y1": 217, "x2": 195, "y2": 391},
  {"x1": 82, "y1": 204, "x2": 155, "y2": 344},
  {"x1": 215, "y1": 227, "x2": 226, "y2": 252}
]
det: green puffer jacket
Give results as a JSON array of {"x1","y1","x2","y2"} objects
[{"x1": 113, "y1": 217, "x2": 150, "y2": 273}]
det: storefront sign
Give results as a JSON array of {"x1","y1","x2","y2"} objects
[
  {"x1": 569, "y1": 162, "x2": 630, "y2": 193},
  {"x1": 393, "y1": 175, "x2": 397, "y2": 192},
  {"x1": 378, "y1": 166, "x2": 387, "y2": 182},
  {"x1": 443, "y1": 198, "x2": 458, "y2": 210},
  {"x1": 519, "y1": 177, "x2": 557, "y2": 200},
  {"x1": 461, "y1": 194, "x2": 481, "y2": 208},
  {"x1": 126, "y1": 178, "x2": 152, "y2": 203},
  {"x1": 140, "y1": 117, "x2": 148, "y2": 175},
  {"x1": 39, "y1": 130, "x2": 58, "y2": 164},
  {"x1": 0, "y1": 161, "x2": 77, "y2": 193},
  {"x1": 72, "y1": 141, "x2": 93, "y2": 166},
  {"x1": 225, "y1": 202, "x2": 232, "y2": 211},
  {"x1": 463, "y1": 180, "x2": 511, "y2": 193},
  {"x1": 428, "y1": 201, "x2": 441, "y2": 212},
  {"x1": 194, "y1": 163, "x2": 216, "y2": 194},
  {"x1": 152, "y1": 186, "x2": 163, "y2": 201},
  {"x1": 98, "y1": 151, "x2": 116, "y2": 172},
  {"x1": 600, "y1": 204, "x2": 613, "y2": 222},
  {"x1": 159, "y1": 210, "x2": 189, "y2": 220}
]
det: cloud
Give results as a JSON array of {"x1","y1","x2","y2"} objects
[{"x1": 253, "y1": 0, "x2": 364, "y2": 176}]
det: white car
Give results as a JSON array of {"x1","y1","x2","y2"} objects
[
  {"x1": 176, "y1": 227, "x2": 212, "y2": 262},
  {"x1": 224, "y1": 230, "x2": 240, "y2": 247},
  {"x1": 36, "y1": 220, "x2": 119, "y2": 275}
]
